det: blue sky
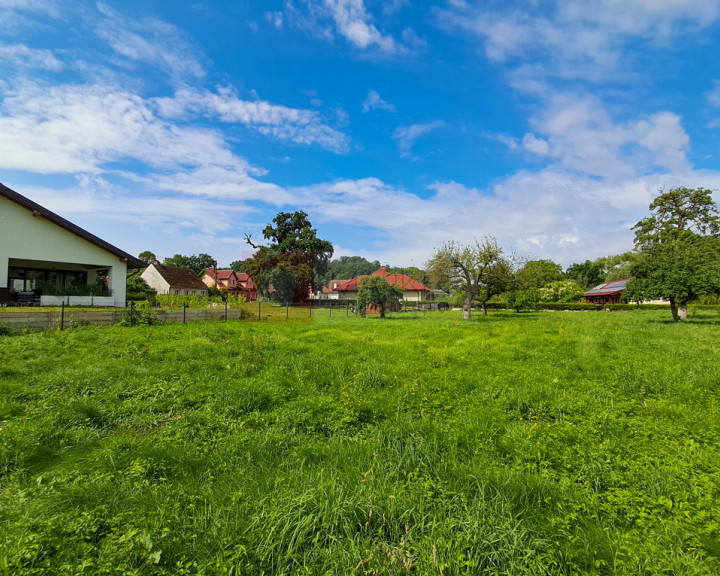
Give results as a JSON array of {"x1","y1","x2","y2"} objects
[{"x1": 2, "y1": 0, "x2": 720, "y2": 268}]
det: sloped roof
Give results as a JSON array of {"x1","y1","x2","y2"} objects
[
  {"x1": 153, "y1": 263, "x2": 208, "y2": 290},
  {"x1": 583, "y1": 279, "x2": 630, "y2": 297},
  {"x1": 322, "y1": 279, "x2": 351, "y2": 293},
  {"x1": 336, "y1": 268, "x2": 432, "y2": 292},
  {"x1": 1, "y1": 182, "x2": 145, "y2": 269},
  {"x1": 207, "y1": 268, "x2": 235, "y2": 281}
]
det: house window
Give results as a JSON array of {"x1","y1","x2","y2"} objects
[
  {"x1": 7, "y1": 266, "x2": 87, "y2": 292},
  {"x1": 185, "y1": 290, "x2": 189, "y2": 295},
  {"x1": 175, "y1": 290, "x2": 179, "y2": 295}
]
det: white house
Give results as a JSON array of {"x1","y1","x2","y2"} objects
[
  {"x1": 0, "y1": 183, "x2": 144, "y2": 307},
  {"x1": 141, "y1": 262, "x2": 209, "y2": 296}
]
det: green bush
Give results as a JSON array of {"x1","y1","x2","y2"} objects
[
  {"x1": 537, "y1": 302, "x2": 602, "y2": 311},
  {"x1": 0, "y1": 322, "x2": 16, "y2": 336},
  {"x1": 155, "y1": 294, "x2": 244, "y2": 309},
  {"x1": 119, "y1": 304, "x2": 162, "y2": 326},
  {"x1": 608, "y1": 303, "x2": 670, "y2": 311}
]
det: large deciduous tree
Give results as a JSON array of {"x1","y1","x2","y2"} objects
[
  {"x1": 318, "y1": 256, "x2": 381, "y2": 287},
  {"x1": 244, "y1": 211, "x2": 333, "y2": 304},
  {"x1": 426, "y1": 237, "x2": 511, "y2": 320},
  {"x1": 356, "y1": 276, "x2": 403, "y2": 318},
  {"x1": 626, "y1": 187, "x2": 720, "y2": 321},
  {"x1": 162, "y1": 253, "x2": 216, "y2": 275},
  {"x1": 138, "y1": 251, "x2": 157, "y2": 264},
  {"x1": 565, "y1": 260, "x2": 606, "y2": 289},
  {"x1": 515, "y1": 259, "x2": 564, "y2": 289}
]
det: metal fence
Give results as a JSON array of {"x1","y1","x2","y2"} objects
[
  {"x1": 0, "y1": 299, "x2": 438, "y2": 331},
  {"x1": 0, "y1": 304, "x2": 242, "y2": 331}
]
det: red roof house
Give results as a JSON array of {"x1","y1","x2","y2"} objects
[
  {"x1": 203, "y1": 268, "x2": 258, "y2": 301},
  {"x1": 335, "y1": 268, "x2": 433, "y2": 302}
]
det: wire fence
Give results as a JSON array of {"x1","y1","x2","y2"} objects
[{"x1": 0, "y1": 299, "x2": 431, "y2": 331}]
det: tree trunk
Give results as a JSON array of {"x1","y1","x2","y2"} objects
[
  {"x1": 463, "y1": 293, "x2": 473, "y2": 320},
  {"x1": 669, "y1": 297, "x2": 680, "y2": 322},
  {"x1": 678, "y1": 303, "x2": 688, "y2": 319},
  {"x1": 481, "y1": 302, "x2": 488, "y2": 316},
  {"x1": 380, "y1": 304, "x2": 385, "y2": 318}
]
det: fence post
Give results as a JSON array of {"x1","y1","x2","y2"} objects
[
  {"x1": 258, "y1": 299, "x2": 261, "y2": 321},
  {"x1": 225, "y1": 299, "x2": 228, "y2": 321},
  {"x1": 346, "y1": 302, "x2": 349, "y2": 317},
  {"x1": 183, "y1": 302, "x2": 188, "y2": 324},
  {"x1": 309, "y1": 300, "x2": 312, "y2": 317},
  {"x1": 60, "y1": 302, "x2": 65, "y2": 331},
  {"x1": 329, "y1": 302, "x2": 332, "y2": 317},
  {"x1": 286, "y1": 302, "x2": 289, "y2": 320},
  {"x1": 130, "y1": 301, "x2": 134, "y2": 326}
]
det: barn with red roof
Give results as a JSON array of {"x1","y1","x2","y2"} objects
[{"x1": 583, "y1": 279, "x2": 630, "y2": 305}]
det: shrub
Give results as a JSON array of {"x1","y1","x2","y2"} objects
[
  {"x1": 155, "y1": 294, "x2": 244, "y2": 309},
  {"x1": 119, "y1": 303, "x2": 162, "y2": 326}
]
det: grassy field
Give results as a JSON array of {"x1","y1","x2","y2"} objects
[{"x1": 1, "y1": 310, "x2": 719, "y2": 575}]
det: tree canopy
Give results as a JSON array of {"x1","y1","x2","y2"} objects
[
  {"x1": 356, "y1": 276, "x2": 403, "y2": 318},
  {"x1": 162, "y1": 253, "x2": 215, "y2": 275},
  {"x1": 244, "y1": 211, "x2": 333, "y2": 303},
  {"x1": 515, "y1": 259, "x2": 564, "y2": 289},
  {"x1": 138, "y1": 251, "x2": 157, "y2": 264},
  {"x1": 229, "y1": 260, "x2": 244, "y2": 273},
  {"x1": 565, "y1": 260, "x2": 606, "y2": 289},
  {"x1": 626, "y1": 187, "x2": 720, "y2": 321},
  {"x1": 426, "y1": 236, "x2": 510, "y2": 320},
  {"x1": 318, "y1": 256, "x2": 381, "y2": 286},
  {"x1": 633, "y1": 187, "x2": 719, "y2": 247}
]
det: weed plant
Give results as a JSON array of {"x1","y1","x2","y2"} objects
[{"x1": 1, "y1": 310, "x2": 719, "y2": 574}]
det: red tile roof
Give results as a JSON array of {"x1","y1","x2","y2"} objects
[
  {"x1": 204, "y1": 268, "x2": 257, "y2": 290},
  {"x1": 335, "y1": 268, "x2": 431, "y2": 292}
]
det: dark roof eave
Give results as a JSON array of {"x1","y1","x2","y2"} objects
[{"x1": 1, "y1": 182, "x2": 145, "y2": 269}]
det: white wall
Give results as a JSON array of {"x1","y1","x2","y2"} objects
[
  {"x1": 141, "y1": 265, "x2": 171, "y2": 294},
  {"x1": 0, "y1": 196, "x2": 129, "y2": 306}
]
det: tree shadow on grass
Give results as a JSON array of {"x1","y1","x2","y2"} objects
[{"x1": 646, "y1": 312, "x2": 720, "y2": 325}]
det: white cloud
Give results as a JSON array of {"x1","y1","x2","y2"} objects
[
  {"x1": 0, "y1": 83, "x2": 249, "y2": 174},
  {"x1": 265, "y1": 11, "x2": 284, "y2": 28},
  {"x1": 393, "y1": 121, "x2": 444, "y2": 156},
  {"x1": 522, "y1": 133, "x2": 549, "y2": 156},
  {"x1": 362, "y1": 90, "x2": 395, "y2": 112},
  {"x1": 325, "y1": 0, "x2": 399, "y2": 52},
  {"x1": 525, "y1": 94, "x2": 691, "y2": 178},
  {"x1": 143, "y1": 165, "x2": 290, "y2": 204},
  {"x1": 437, "y1": 0, "x2": 720, "y2": 83},
  {"x1": 153, "y1": 87, "x2": 349, "y2": 152},
  {"x1": 705, "y1": 79, "x2": 720, "y2": 108},
  {"x1": 286, "y1": 0, "x2": 408, "y2": 54},
  {"x1": 0, "y1": 43, "x2": 62, "y2": 71},
  {"x1": 489, "y1": 133, "x2": 519, "y2": 150},
  {"x1": 95, "y1": 2, "x2": 206, "y2": 80},
  {"x1": 291, "y1": 166, "x2": 720, "y2": 267}
]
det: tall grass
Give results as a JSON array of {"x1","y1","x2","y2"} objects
[{"x1": 1, "y1": 310, "x2": 719, "y2": 574}]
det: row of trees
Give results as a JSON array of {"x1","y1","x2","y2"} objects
[
  {"x1": 133, "y1": 187, "x2": 719, "y2": 322},
  {"x1": 426, "y1": 187, "x2": 720, "y2": 322}
]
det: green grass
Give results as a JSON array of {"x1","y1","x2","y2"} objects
[{"x1": 1, "y1": 310, "x2": 719, "y2": 575}]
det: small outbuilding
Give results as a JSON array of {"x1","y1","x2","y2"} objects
[
  {"x1": 142, "y1": 262, "x2": 209, "y2": 296},
  {"x1": 0, "y1": 183, "x2": 144, "y2": 306},
  {"x1": 583, "y1": 280, "x2": 630, "y2": 305}
]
